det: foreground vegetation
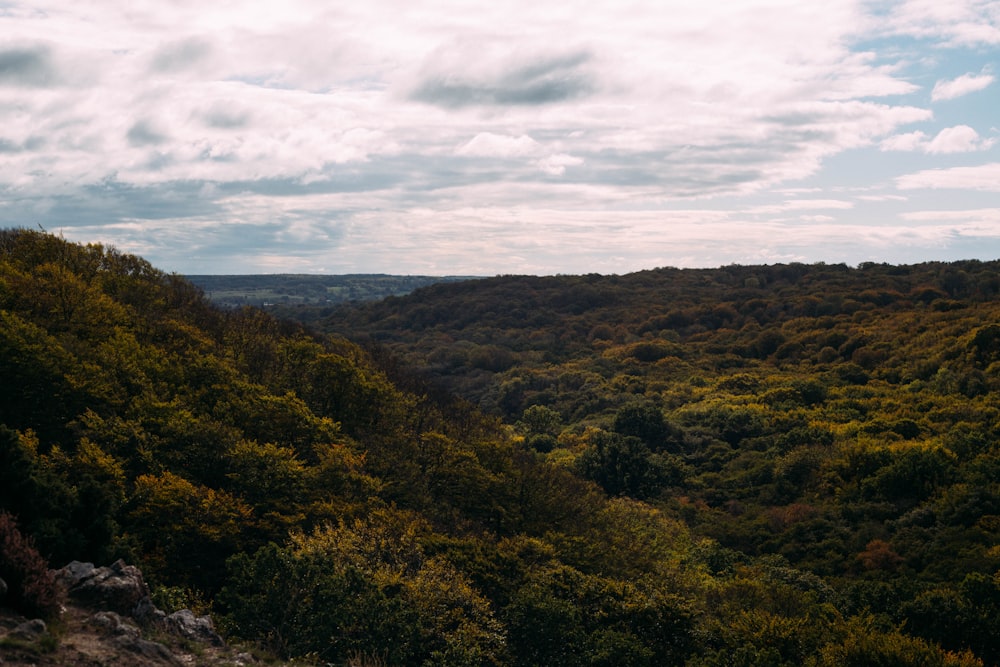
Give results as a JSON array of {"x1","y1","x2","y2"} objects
[{"x1": 1, "y1": 229, "x2": 996, "y2": 665}]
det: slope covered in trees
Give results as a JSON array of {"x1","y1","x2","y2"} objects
[
  {"x1": 310, "y1": 260, "x2": 1000, "y2": 664},
  {"x1": 0, "y1": 230, "x2": 993, "y2": 666}
]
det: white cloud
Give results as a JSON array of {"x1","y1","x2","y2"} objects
[
  {"x1": 896, "y1": 163, "x2": 1000, "y2": 191},
  {"x1": 880, "y1": 0, "x2": 1000, "y2": 46},
  {"x1": 457, "y1": 133, "x2": 540, "y2": 158},
  {"x1": 537, "y1": 154, "x2": 583, "y2": 176},
  {"x1": 903, "y1": 208, "x2": 1000, "y2": 223},
  {"x1": 0, "y1": 1, "x2": 931, "y2": 191},
  {"x1": 782, "y1": 199, "x2": 855, "y2": 211},
  {"x1": 926, "y1": 125, "x2": 994, "y2": 153},
  {"x1": 880, "y1": 131, "x2": 930, "y2": 152},
  {"x1": 932, "y1": 71, "x2": 996, "y2": 101},
  {"x1": 857, "y1": 194, "x2": 909, "y2": 202},
  {"x1": 2, "y1": 0, "x2": 999, "y2": 273},
  {"x1": 751, "y1": 199, "x2": 855, "y2": 214},
  {"x1": 880, "y1": 125, "x2": 994, "y2": 154}
]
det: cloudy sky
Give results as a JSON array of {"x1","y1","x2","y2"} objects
[{"x1": 1, "y1": 0, "x2": 998, "y2": 275}]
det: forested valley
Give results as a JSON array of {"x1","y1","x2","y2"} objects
[{"x1": 2, "y1": 228, "x2": 999, "y2": 666}]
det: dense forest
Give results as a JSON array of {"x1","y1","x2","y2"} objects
[{"x1": 1, "y1": 229, "x2": 997, "y2": 666}]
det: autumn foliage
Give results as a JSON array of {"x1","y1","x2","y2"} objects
[{"x1": 3, "y1": 229, "x2": 1000, "y2": 664}]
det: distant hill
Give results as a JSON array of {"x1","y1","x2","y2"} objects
[
  {"x1": 186, "y1": 273, "x2": 475, "y2": 309},
  {"x1": 311, "y1": 261, "x2": 1000, "y2": 418}
]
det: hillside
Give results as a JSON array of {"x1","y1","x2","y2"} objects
[
  {"x1": 307, "y1": 261, "x2": 1000, "y2": 664},
  {"x1": 317, "y1": 262, "x2": 1000, "y2": 415},
  {"x1": 0, "y1": 230, "x2": 994, "y2": 666}
]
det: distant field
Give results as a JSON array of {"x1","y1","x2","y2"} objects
[{"x1": 186, "y1": 274, "x2": 475, "y2": 308}]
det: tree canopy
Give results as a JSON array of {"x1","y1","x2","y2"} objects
[{"x1": 1, "y1": 229, "x2": 997, "y2": 665}]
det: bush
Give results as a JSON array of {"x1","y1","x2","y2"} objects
[
  {"x1": 219, "y1": 513, "x2": 506, "y2": 665},
  {"x1": 0, "y1": 511, "x2": 64, "y2": 619},
  {"x1": 816, "y1": 614, "x2": 983, "y2": 667}
]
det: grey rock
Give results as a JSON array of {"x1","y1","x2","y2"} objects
[
  {"x1": 56, "y1": 559, "x2": 150, "y2": 615},
  {"x1": 0, "y1": 575, "x2": 7, "y2": 599},
  {"x1": 133, "y1": 595, "x2": 168, "y2": 627},
  {"x1": 112, "y1": 634, "x2": 184, "y2": 666},
  {"x1": 229, "y1": 651, "x2": 259, "y2": 665},
  {"x1": 55, "y1": 560, "x2": 95, "y2": 587},
  {"x1": 166, "y1": 608, "x2": 225, "y2": 647},
  {"x1": 89, "y1": 610, "x2": 141, "y2": 639},
  {"x1": 7, "y1": 618, "x2": 47, "y2": 641}
]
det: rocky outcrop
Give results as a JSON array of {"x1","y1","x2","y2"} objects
[
  {"x1": 89, "y1": 610, "x2": 184, "y2": 666},
  {"x1": 1, "y1": 560, "x2": 248, "y2": 666},
  {"x1": 55, "y1": 559, "x2": 226, "y2": 647},
  {"x1": 166, "y1": 608, "x2": 226, "y2": 647},
  {"x1": 56, "y1": 559, "x2": 149, "y2": 616}
]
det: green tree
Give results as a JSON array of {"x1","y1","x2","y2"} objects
[
  {"x1": 0, "y1": 310, "x2": 84, "y2": 442},
  {"x1": 220, "y1": 511, "x2": 505, "y2": 665},
  {"x1": 577, "y1": 431, "x2": 683, "y2": 500},
  {"x1": 612, "y1": 404, "x2": 684, "y2": 453},
  {"x1": 516, "y1": 405, "x2": 563, "y2": 452},
  {"x1": 815, "y1": 614, "x2": 983, "y2": 667},
  {"x1": 504, "y1": 562, "x2": 694, "y2": 667},
  {"x1": 126, "y1": 471, "x2": 252, "y2": 590}
]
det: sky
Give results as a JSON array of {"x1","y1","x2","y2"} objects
[{"x1": 1, "y1": 0, "x2": 999, "y2": 275}]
